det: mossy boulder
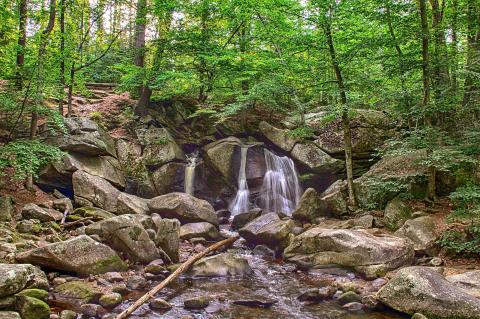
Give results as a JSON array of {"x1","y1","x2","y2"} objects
[
  {"x1": 53, "y1": 281, "x2": 101, "y2": 306},
  {"x1": 98, "y1": 292, "x2": 122, "y2": 308},
  {"x1": 384, "y1": 197, "x2": 413, "y2": 230},
  {"x1": 14, "y1": 295, "x2": 50, "y2": 319},
  {"x1": 15, "y1": 289, "x2": 48, "y2": 302},
  {"x1": 0, "y1": 264, "x2": 48, "y2": 298}
]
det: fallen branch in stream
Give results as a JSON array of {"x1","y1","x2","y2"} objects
[{"x1": 115, "y1": 236, "x2": 239, "y2": 319}]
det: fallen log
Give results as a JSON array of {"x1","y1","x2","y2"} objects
[{"x1": 115, "y1": 236, "x2": 239, "y2": 319}]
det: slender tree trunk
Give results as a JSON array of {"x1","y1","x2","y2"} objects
[
  {"x1": 58, "y1": 0, "x2": 66, "y2": 115},
  {"x1": 16, "y1": 0, "x2": 27, "y2": 90},
  {"x1": 133, "y1": 0, "x2": 148, "y2": 115},
  {"x1": 462, "y1": 0, "x2": 480, "y2": 109},
  {"x1": 450, "y1": 0, "x2": 459, "y2": 95},
  {"x1": 418, "y1": 0, "x2": 431, "y2": 125},
  {"x1": 323, "y1": 17, "x2": 357, "y2": 208}
]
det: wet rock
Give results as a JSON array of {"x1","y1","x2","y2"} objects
[
  {"x1": 292, "y1": 188, "x2": 324, "y2": 222},
  {"x1": 52, "y1": 198, "x2": 73, "y2": 214},
  {"x1": 14, "y1": 295, "x2": 50, "y2": 319},
  {"x1": 53, "y1": 281, "x2": 101, "y2": 306},
  {"x1": 284, "y1": 228, "x2": 414, "y2": 278},
  {"x1": 0, "y1": 196, "x2": 14, "y2": 222},
  {"x1": 411, "y1": 313, "x2": 428, "y2": 319},
  {"x1": 395, "y1": 216, "x2": 439, "y2": 255},
  {"x1": 111, "y1": 283, "x2": 128, "y2": 295},
  {"x1": 232, "y1": 297, "x2": 277, "y2": 308},
  {"x1": 446, "y1": 271, "x2": 480, "y2": 298},
  {"x1": 149, "y1": 162, "x2": 185, "y2": 196},
  {"x1": 72, "y1": 170, "x2": 120, "y2": 212},
  {"x1": 377, "y1": 266, "x2": 480, "y2": 318},
  {"x1": 16, "y1": 235, "x2": 127, "y2": 275},
  {"x1": 180, "y1": 222, "x2": 221, "y2": 241},
  {"x1": 80, "y1": 303, "x2": 106, "y2": 318},
  {"x1": 318, "y1": 180, "x2": 349, "y2": 217},
  {"x1": 252, "y1": 245, "x2": 275, "y2": 260},
  {"x1": 126, "y1": 275, "x2": 147, "y2": 290},
  {"x1": 291, "y1": 143, "x2": 343, "y2": 173},
  {"x1": 149, "y1": 298, "x2": 172, "y2": 310},
  {"x1": 152, "y1": 217, "x2": 180, "y2": 263},
  {"x1": 342, "y1": 302, "x2": 364, "y2": 312},
  {"x1": 0, "y1": 296, "x2": 15, "y2": 309},
  {"x1": 362, "y1": 295, "x2": 379, "y2": 310},
  {"x1": 116, "y1": 193, "x2": 149, "y2": 215},
  {"x1": 145, "y1": 260, "x2": 167, "y2": 275},
  {"x1": 354, "y1": 214, "x2": 374, "y2": 228},
  {"x1": 216, "y1": 209, "x2": 231, "y2": 220},
  {"x1": 239, "y1": 213, "x2": 294, "y2": 252},
  {"x1": 99, "y1": 292, "x2": 122, "y2": 308},
  {"x1": 184, "y1": 296, "x2": 209, "y2": 310},
  {"x1": 59, "y1": 310, "x2": 76, "y2": 319},
  {"x1": 103, "y1": 272, "x2": 123, "y2": 283},
  {"x1": 85, "y1": 214, "x2": 161, "y2": 264},
  {"x1": 231, "y1": 209, "x2": 262, "y2": 230},
  {"x1": 337, "y1": 291, "x2": 361, "y2": 305},
  {"x1": 430, "y1": 257, "x2": 443, "y2": 266},
  {"x1": 258, "y1": 121, "x2": 297, "y2": 152},
  {"x1": 190, "y1": 253, "x2": 253, "y2": 277},
  {"x1": 149, "y1": 193, "x2": 218, "y2": 226},
  {"x1": 384, "y1": 197, "x2": 413, "y2": 230},
  {"x1": 74, "y1": 207, "x2": 115, "y2": 220},
  {"x1": 0, "y1": 264, "x2": 48, "y2": 298},
  {"x1": 298, "y1": 287, "x2": 336, "y2": 302},
  {"x1": 21, "y1": 204, "x2": 55, "y2": 222},
  {"x1": 137, "y1": 127, "x2": 184, "y2": 166}
]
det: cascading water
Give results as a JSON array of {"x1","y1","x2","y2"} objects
[
  {"x1": 260, "y1": 149, "x2": 301, "y2": 215},
  {"x1": 229, "y1": 146, "x2": 250, "y2": 215},
  {"x1": 184, "y1": 152, "x2": 198, "y2": 196}
]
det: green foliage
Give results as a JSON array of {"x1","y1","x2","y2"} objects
[
  {"x1": 287, "y1": 126, "x2": 315, "y2": 140},
  {"x1": 0, "y1": 140, "x2": 64, "y2": 181},
  {"x1": 438, "y1": 224, "x2": 480, "y2": 256},
  {"x1": 448, "y1": 184, "x2": 480, "y2": 222},
  {"x1": 359, "y1": 176, "x2": 411, "y2": 210},
  {"x1": 152, "y1": 137, "x2": 169, "y2": 146}
]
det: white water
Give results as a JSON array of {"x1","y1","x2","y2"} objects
[
  {"x1": 229, "y1": 146, "x2": 250, "y2": 215},
  {"x1": 260, "y1": 149, "x2": 301, "y2": 215},
  {"x1": 184, "y1": 152, "x2": 198, "y2": 196}
]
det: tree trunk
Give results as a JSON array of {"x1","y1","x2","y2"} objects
[
  {"x1": 323, "y1": 17, "x2": 357, "y2": 208},
  {"x1": 462, "y1": 0, "x2": 480, "y2": 108},
  {"x1": 133, "y1": 0, "x2": 148, "y2": 115},
  {"x1": 58, "y1": 0, "x2": 65, "y2": 115},
  {"x1": 450, "y1": 0, "x2": 459, "y2": 94},
  {"x1": 418, "y1": 0, "x2": 431, "y2": 125},
  {"x1": 15, "y1": 0, "x2": 27, "y2": 90}
]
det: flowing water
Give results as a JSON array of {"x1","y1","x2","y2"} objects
[
  {"x1": 259, "y1": 149, "x2": 302, "y2": 215},
  {"x1": 185, "y1": 153, "x2": 198, "y2": 196},
  {"x1": 115, "y1": 244, "x2": 407, "y2": 319},
  {"x1": 229, "y1": 146, "x2": 251, "y2": 215}
]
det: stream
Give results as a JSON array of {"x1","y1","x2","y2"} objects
[{"x1": 114, "y1": 242, "x2": 408, "y2": 319}]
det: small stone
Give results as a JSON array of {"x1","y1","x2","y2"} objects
[
  {"x1": 337, "y1": 291, "x2": 361, "y2": 305},
  {"x1": 429, "y1": 257, "x2": 443, "y2": 266},
  {"x1": 59, "y1": 310, "x2": 77, "y2": 319},
  {"x1": 317, "y1": 286, "x2": 337, "y2": 299},
  {"x1": 371, "y1": 278, "x2": 388, "y2": 290},
  {"x1": 232, "y1": 297, "x2": 277, "y2": 308},
  {"x1": 184, "y1": 296, "x2": 209, "y2": 309},
  {"x1": 149, "y1": 298, "x2": 172, "y2": 310},
  {"x1": 126, "y1": 275, "x2": 147, "y2": 290},
  {"x1": 111, "y1": 283, "x2": 128, "y2": 294},
  {"x1": 52, "y1": 278, "x2": 67, "y2": 285},
  {"x1": 291, "y1": 226, "x2": 304, "y2": 235},
  {"x1": 342, "y1": 302, "x2": 364, "y2": 312},
  {"x1": 80, "y1": 304, "x2": 106, "y2": 318},
  {"x1": 99, "y1": 292, "x2": 122, "y2": 308},
  {"x1": 145, "y1": 263, "x2": 166, "y2": 275},
  {"x1": 103, "y1": 272, "x2": 123, "y2": 283},
  {"x1": 190, "y1": 237, "x2": 207, "y2": 245},
  {"x1": 252, "y1": 245, "x2": 275, "y2": 260},
  {"x1": 49, "y1": 314, "x2": 59, "y2": 319},
  {"x1": 361, "y1": 295, "x2": 378, "y2": 309}
]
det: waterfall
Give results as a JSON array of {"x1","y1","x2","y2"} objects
[
  {"x1": 229, "y1": 146, "x2": 250, "y2": 215},
  {"x1": 260, "y1": 149, "x2": 301, "y2": 215},
  {"x1": 184, "y1": 152, "x2": 198, "y2": 196}
]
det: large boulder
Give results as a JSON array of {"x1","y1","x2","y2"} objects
[
  {"x1": 0, "y1": 264, "x2": 48, "y2": 298},
  {"x1": 203, "y1": 137, "x2": 242, "y2": 185},
  {"x1": 140, "y1": 128, "x2": 184, "y2": 168},
  {"x1": 85, "y1": 215, "x2": 162, "y2": 264},
  {"x1": 258, "y1": 121, "x2": 297, "y2": 152},
  {"x1": 446, "y1": 271, "x2": 480, "y2": 299},
  {"x1": 318, "y1": 180, "x2": 349, "y2": 217},
  {"x1": 384, "y1": 197, "x2": 413, "y2": 230},
  {"x1": 148, "y1": 193, "x2": 218, "y2": 226},
  {"x1": 16, "y1": 235, "x2": 127, "y2": 275},
  {"x1": 20, "y1": 204, "x2": 56, "y2": 222},
  {"x1": 239, "y1": 213, "x2": 295, "y2": 252},
  {"x1": 377, "y1": 267, "x2": 480, "y2": 318},
  {"x1": 152, "y1": 217, "x2": 180, "y2": 262},
  {"x1": 291, "y1": 143, "x2": 343, "y2": 173},
  {"x1": 0, "y1": 196, "x2": 14, "y2": 222},
  {"x1": 189, "y1": 253, "x2": 253, "y2": 277},
  {"x1": 180, "y1": 222, "x2": 221, "y2": 241},
  {"x1": 394, "y1": 216, "x2": 439, "y2": 254},
  {"x1": 38, "y1": 153, "x2": 125, "y2": 190},
  {"x1": 116, "y1": 193, "x2": 149, "y2": 215},
  {"x1": 72, "y1": 170, "x2": 120, "y2": 212},
  {"x1": 149, "y1": 162, "x2": 185, "y2": 195},
  {"x1": 284, "y1": 228, "x2": 414, "y2": 278},
  {"x1": 292, "y1": 188, "x2": 324, "y2": 222},
  {"x1": 306, "y1": 109, "x2": 396, "y2": 157},
  {"x1": 46, "y1": 117, "x2": 116, "y2": 157}
]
